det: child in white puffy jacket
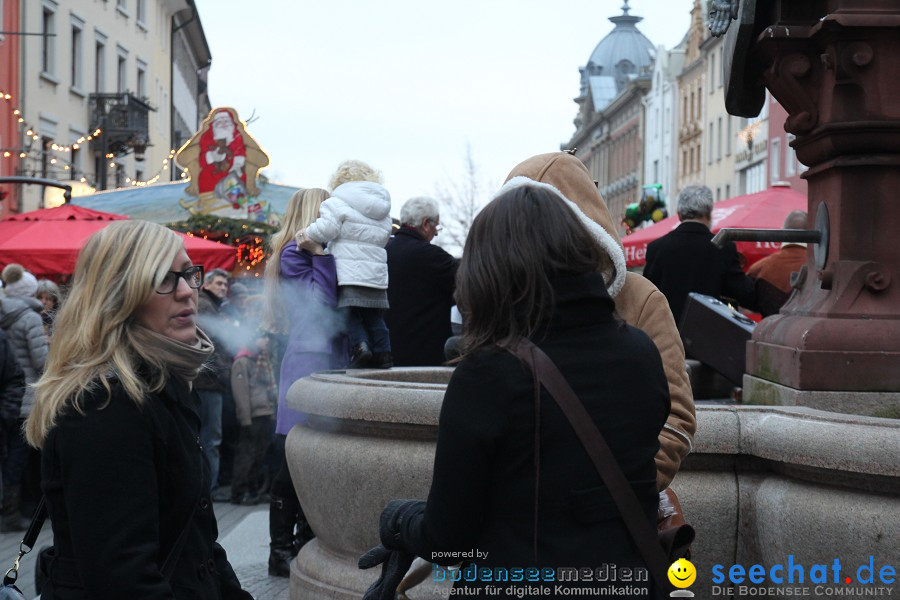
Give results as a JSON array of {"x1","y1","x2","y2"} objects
[{"x1": 297, "y1": 160, "x2": 394, "y2": 368}]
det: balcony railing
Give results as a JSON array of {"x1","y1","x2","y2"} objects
[{"x1": 89, "y1": 92, "x2": 152, "y2": 157}]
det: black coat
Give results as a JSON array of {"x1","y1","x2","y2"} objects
[
  {"x1": 41, "y1": 373, "x2": 251, "y2": 600},
  {"x1": 396, "y1": 274, "x2": 669, "y2": 596},
  {"x1": 643, "y1": 221, "x2": 758, "y2": 325},
  {"x1": 0, "y1": 329, "x2": 25, "y2": 457},
  {"x1": 385, "y1": 227, "x2": 458, "y2": 366},
  {"x1": 195, "y1": 290, "x2": 231, "y2": 392}
]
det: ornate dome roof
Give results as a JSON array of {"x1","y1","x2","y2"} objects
[{"x1": 579, "y1": 1, "x2": 655, "y2": 105}]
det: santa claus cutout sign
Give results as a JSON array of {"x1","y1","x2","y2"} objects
[{"x1": 176, "y1": 107, "x2": 270, "y2": 217}]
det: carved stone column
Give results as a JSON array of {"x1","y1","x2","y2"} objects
[{"x1": 725, "y1": 0, "x2": 900, "y2": 412}]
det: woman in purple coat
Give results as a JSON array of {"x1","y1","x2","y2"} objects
[{"x1": 263, "y1": 188, "x2": 348, "y2": 576}]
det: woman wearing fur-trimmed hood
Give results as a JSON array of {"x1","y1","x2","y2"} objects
[{"x1": 504, "y1": 151, "x2": 695, "y2": 490}]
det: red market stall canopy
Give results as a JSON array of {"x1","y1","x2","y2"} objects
[
  {"x1": 0, "y1": 204, "x2": 235, "y2": 278},
  {"x1": 622, "y1": 186, "x2": 808, "y2": 269}
]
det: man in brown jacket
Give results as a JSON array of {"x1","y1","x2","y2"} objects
[
  {"x1": 747, "y1": 210, "x2": 808, "y2": 294},
  {"x1": 506, "y1": 152, "x2": 695, "y2": 490}
]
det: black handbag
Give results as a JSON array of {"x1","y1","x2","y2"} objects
[
  {"x1": 2, "y1": 493, "x2": 198, "y2": 597},
  {"x1": 508, "y1": 339, "x2": 695, "y2": 600},
  {"x1": 0, "y1": 496, "x2": 47, "y2": 600}
]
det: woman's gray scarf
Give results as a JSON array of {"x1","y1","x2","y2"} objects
[{"x1": 128, "y1": 325, "x2": 215, "y2": 385}]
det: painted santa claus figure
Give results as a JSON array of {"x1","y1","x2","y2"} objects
[
  {"x1": 200, "y1": 109, "x2": 247, "y2": 193},
  {"x1": 176, "y1": 107, "x2": 269, "y2": 215}
]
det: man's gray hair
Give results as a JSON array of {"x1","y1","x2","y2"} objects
[
  {"x1": 676, "y1": 185, "x2": 714, "y2": 220},
  {"x1": 400, "y1": 196, "x2": 440, "y2": 228},
  {"x1": 783, "y1": 210, "x2": 807, "y2": 230},
  {"x1": 204, "y1": 268, "x2": 230, "y2": 284}
]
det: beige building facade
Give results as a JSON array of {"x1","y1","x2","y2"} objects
[
  {"x1": 675, "y1": 0, "x2": 707, "y2": 193},
  {"x1": 17, "y1": 0, "x2": 209, "y2": 211},
  {"x1": 701, "y1": 33, "x2": 737, "y2": 202}
]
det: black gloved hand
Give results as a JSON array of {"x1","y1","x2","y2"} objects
[
  {"x1": 358, "y1": 543, "x2": 415, "y2": 600},
  {"x1": 379, "y1": 499, "x2": 425, "y2": 550}
]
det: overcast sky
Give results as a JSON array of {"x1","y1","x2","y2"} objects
[{"x1": 192, "y1": 0, "x2": 696, "y2": 214}]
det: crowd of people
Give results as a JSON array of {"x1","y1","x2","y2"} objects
[{"x1": 0, "y1": 152, "x2": 811, "y2": 598}]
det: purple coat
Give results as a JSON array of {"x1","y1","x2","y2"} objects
[{"x1": 275, "y1": 242, "x2": 348, "y2": 435}]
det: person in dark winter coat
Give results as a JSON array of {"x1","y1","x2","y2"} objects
[
  {"x1": 643, "y1": 185, "x2": 760, "y2": 325},
  {"x1": 25, "y1": 220, "x2": 251, "y2": 599},
  {"x1": 263, "y1": 188, "x2": 348, "y2": 577},
  {"x1": 384, "y1": 197, "x2": 458, "y2": 366},
  {"x1": 364, "y1": 181, "x2": 669, "y2": 599},
  {"x1": 229, "y1": 332, "x2": 277, "y2": 505},
  {"x1": 0, "y1": 329, "x2": 25, "y2": 464},
  {"x1": 195, "y1": 268, "x2": 233, "y2": 500},
  {"x1": 0, "y1": 271, "x2": 49, "y2": 532}
]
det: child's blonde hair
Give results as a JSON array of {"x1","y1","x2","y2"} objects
[{"x1": 328, "y1": 159, "x2": 383, "y2": 190}]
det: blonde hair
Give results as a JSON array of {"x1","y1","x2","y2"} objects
[
  {"x1": 26, "y1": 221, "x2": 184, "y2": 448},
  {"x1": 328, "y1": 159, "x2": 383, "y2": 190},
  {"x1": 264, "y1": 188, "x2": 329, "y2": 331}
]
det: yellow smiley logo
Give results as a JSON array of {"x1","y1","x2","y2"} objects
[{"x1": 668, "y1": 558, "x2": 696, "y2": 588}]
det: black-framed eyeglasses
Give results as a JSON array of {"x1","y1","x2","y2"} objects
[{"x1": 156, "y1": 265, "x2": 204, "y2": 294}]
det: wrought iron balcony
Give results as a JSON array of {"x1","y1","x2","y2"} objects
[{"x1": 89, "y1": 92, "x2": 153, "y2": 158}]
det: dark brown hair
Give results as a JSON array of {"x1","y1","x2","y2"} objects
[{"x1": 456, "y1": 184, "x2": 612, "y2": 354}]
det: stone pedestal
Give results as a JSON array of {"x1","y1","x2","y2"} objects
[
  {"x1": 726, "y1": 1, "x2": 900, "y2": 401},
  {"x1": 284, "y1": 368, "x2": 452, "y2": 600}
]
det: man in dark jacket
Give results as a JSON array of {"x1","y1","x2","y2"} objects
[
  {"x1": 643, "y1": 185, "x2": 759, "y2": 326},
  {"x1": 0, "y1": 328, "x2": 25, "y2": 472},
  {"x1": 195, "y1": 268, "x2": 232, "y2": 501},
  {"x1": 385, "y1": 197, "x2": 459, "y2": 366}
]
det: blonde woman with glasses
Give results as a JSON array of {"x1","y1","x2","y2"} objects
[{"x1": 25, "y1": 220, "x2": 252, "y2": 599}]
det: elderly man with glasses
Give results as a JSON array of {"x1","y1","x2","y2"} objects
[{"x1": 384, "y1": 197, "x2": 459, "y2": 366}]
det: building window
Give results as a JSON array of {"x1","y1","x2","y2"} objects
[
  {"x1": 717, "y1": 187, "x2": 721, "y2": 201},
  {"x1": 708, "y1": 124, "x2": 714, "y2": 164},
  {"x1": 136, "y1": 0, "x2": 146, "y2": 24},
  {"x1": 136, "y1": 60, "x2": 147, "y2": 99},
  {"x1": 726, "y1": 116, "x2": 732, "y2": 156},
  {"x1": 690, "y1": 92, "x2": 695, "y2": 121},
  {"x1": 710, "y1": 54, "x2": 716, "y2": 93},
  {"x1": 717, "y1": 117, "x2": 723, "y2": 161},
  {"x1": 95, "y1": 39, "x2": 105, "y2": 92},
  {"x1": 70, "y1": 146, "x2": 80, "y2": 177},
  {"x1": 117, "y1": 47, "x2": 128, "y2": 93},
  {"x1": 42, "y1": 7, "x2": 56, "y2": 75},
  {"x1": 786, "y1": 134, "x2": 797, "y2": 176},
  {"x1": 771, "y1": 138, "x2": 781, "y2": 182},
  {"x1": 70, "y1": 23, "x2": 83, "y2": 89},
  {"x1": 719, "y1": 47, "x2": 725, "y2": 87},
  {"x1": 653, "y1": 159, "x2": 659, "y2": 184}
]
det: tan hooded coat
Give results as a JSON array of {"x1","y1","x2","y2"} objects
[{"x1": 505, "y1": 152, "x2": 695, "y2": 489}]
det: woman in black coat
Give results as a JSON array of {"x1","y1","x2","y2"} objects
[
  {"x1": 364, "y1": 180, "x2": 670, "y2": 599},
  {"x1": 26, "y1": 221, "x2": 252, "y2": 600}
]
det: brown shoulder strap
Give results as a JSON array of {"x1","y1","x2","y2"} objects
[{"x1": 510, "y1": 339, "x2": 674, "y2": 598}]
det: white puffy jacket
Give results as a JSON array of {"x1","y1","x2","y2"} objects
[{"x1": 305, "y1": 181, "x2": 393, "y2": 289}]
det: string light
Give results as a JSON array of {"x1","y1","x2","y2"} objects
[{"x1": 0, "y1": 87, "x2": 176, "y2": 189}]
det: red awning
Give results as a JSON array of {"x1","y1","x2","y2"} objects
[
  {"x1": 0, "y1": 205, "x2": 235, "y2": 278},
  {"x1": 621, "y1": 186, "x2": 808, "y2": 269}
]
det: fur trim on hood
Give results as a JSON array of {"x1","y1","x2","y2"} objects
[{"x1": 497, "y1": 170, "x2": 627, "y2": 298}]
